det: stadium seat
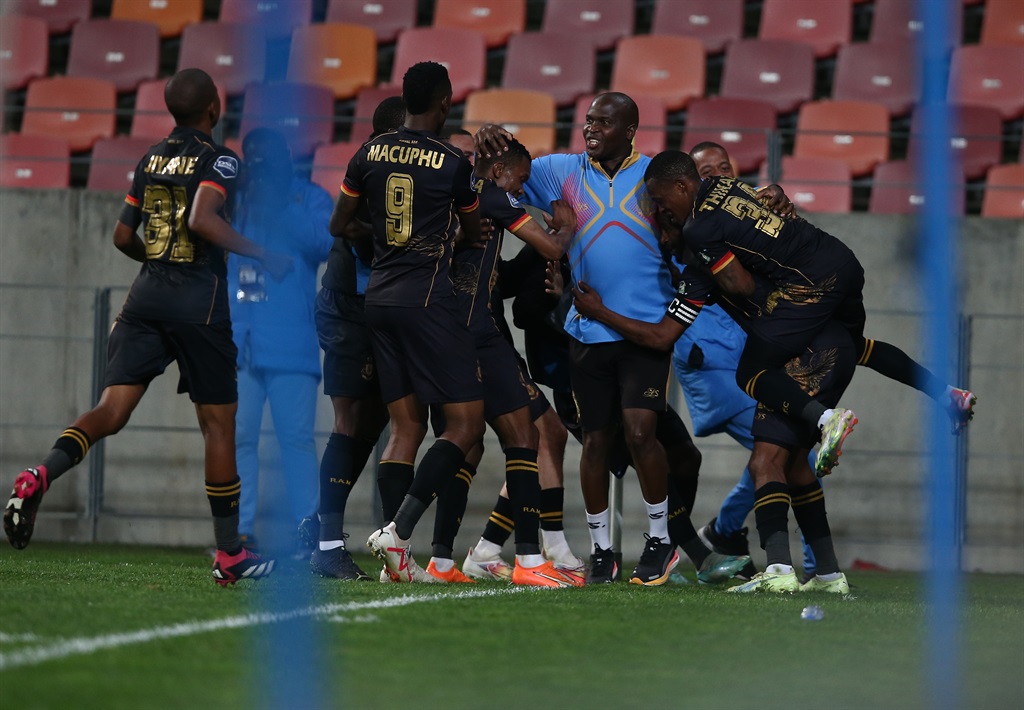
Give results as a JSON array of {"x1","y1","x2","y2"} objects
[
  {"x1": 868, "y1": 160, "x2": 966, "y2": 215},
  {"x1": 219, "y1": 0, "x2": 312, "y2": 41},
  {"x1": 681, "y1": 97, "x2": 776, "y2": 175},
  {"x1": 131, "y1": 79, "x2": 228, "y2": 140},
  {"x1": 390, "y1": 27, "x2": 486, "y2": 104},
  {"x1": 286, "y1": 23, "x2": 377, "y2": 101},
  {"x1": 501, "y1": 32, "x2": 596, "y2": 107},
  {"x1": 178, "y1": 22, "x2": 267, "y2": 97},
  {"x1": 325, "y1": 0, "x2": 417, "y2": 44},
  {"x1": 21, "y1": 76, "x2": 116, "y2": 152},
  {"x1": 948, "y1": 45, "x2": 1024, "y2": 121},
  {"x1": 569, "y1": 93, "x2": 668, "y2": 157},
  {"x1": 979, "y1": 0, "x2": 1024, "y2": 46},
  {"x1": 66, "y1": 19, "x2": 160, "y2": 93},
  {"x1": 610, "y1": 35, "x2": 705, "y2": 112},
  {"x1": 311, "y1": 141, "x2": 362, "y2": 195},
  {"x1": 908, "y1": 104, "x2": 1003, "y2": 181},
  {"x1": 981, "y1": 164, "x2": 1024, "y2": 219},
  {"x1": 349, "y1": 85, "x2": 402, "y2": 145},
  {"x1": 720, "y1": 39, "x2": 815, "y2": 115},
  {"x1": 763, "y1": 156, "x2": 852, "y2": 213},
  {"x1": 650, "y1": 0, "x2": 744, "y2": 55},
  {"x1": 433, "y1": 0, "x2": 525, "y2": 49},
  {"x1": 463, "y1": 89, "x2": 557, "y2": 157},
  {"x1": 832, "y1": 42, "x2": 918, "y2": 117},
  {"x1": 0, "y1": 134, "x2": 69, "y2": 188},
  {"x1": 0, "y1": 14, "x2": 48, "y2": 91},
  {"x1": 109, "y1": 0, "x2": 202, "y2": 39},
  {"x1": 759, "y1": 0, "x2": 852, "y2": 58},
  {"x1": 240, "y1": 82, "x2": 335, "y2": 160},
  {"x1": 870, "y1": 0, "x2": 963, "y2": 48},
  {"x1": 541, "y1": 0, "x2": 634, "y2": 52},
  {"x1": 2, "y1": 0, "x2": 90, "y2": 34},
  {"x1": 86, "y1": 136, "x2": 158, "y2": 192},
  {"x1": 793, "y1": 100, "x2": 890, "y2": 177}
]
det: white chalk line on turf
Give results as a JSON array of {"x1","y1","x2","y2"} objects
[{"x1": 0, "y1": 586, "x2": 523, "y2": 671}]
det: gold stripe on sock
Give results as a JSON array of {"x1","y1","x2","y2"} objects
[
  {"x1": 858, "y1": 338, "x2": 875, "y2": 366},
  {"x1": 745, "y1": 370, "x2": 767, "y2": 398},
  {"x1": 753, "y1": 493, "x2": 792, "y2": 510},
  {"x1": 791, "y1": 490, "x2": 825, "y2": 506},
  {"x1": 63, "y1": 428, "x2": 90, "y2": 453}
]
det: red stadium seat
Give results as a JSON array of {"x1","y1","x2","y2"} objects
[
  {"x1": 541, "y1": 0, "x2": 634, "y2": 52},
  {"x1": 948, "y1": 45, "x2": 1024, "y2": 121},
  {"x1": 650, "y1": 0, "x2": 744, "y2": 55},
  {"x1": 832, "y1": 42, "x2": 918, "y2": 117},
  {"x1": 178, "y1": 22, "x2": 267, "y2": 97},
  {"x1": 763, "y1": 156, "x2": 852, "y2": 213},
  {"x1": 86, "y1": 136, "x2": 158, "y2": 192},
  {"x1": 981, "y1": 164, "x2": 1024, "y2": 219},
  {"x1": 463, "y1": 89, "x2": 557, "y2": 157},
  {"x1": 433, "y1": 0, "x2": 525, "y2": 49},
  {"x1": 610, "y1": 35, "x2": 705, "y2": 112},
  {"x1": 569, "y1": 93, "x2": 667, "y2": 157},
  {"x1": 110, "y1": 0, "x2": 202, "y2": 39},
  {"x1": 66, "y1": 19, "x2": 160, "y2": 93},
  {"x1": 286, "y1": 23, "x2": 377, "y2": 101},
  {"x1": 219, "y1": 0, "x2": 312, "y2": 41},
  {"x1": 240, "y1": 82, "x2": 335, "y2": 159},
  {"x1": 794, "y1": 100, "x2": 890, "y2": 177},
  {"x1": 390, "y1": 27, "x2": 486, "y2": 104},
  {"x1": 870, "y1": 0, "x2": 963, "y2": 48},
  {"x1": 908, "y1": 104, "x2": 1003, "y2": 181},
  {"x1": 131, "y1": 79, "x2": 228, "y2": 140},
  {"x1": 349, "y1": 86, "x2": 402, "y2": 145},
  {"x1": 869, "y1": 160, "x2": 965, "y2": 215},
  {"x1": 720, "y1": 39, "x2": 815, "y2": 115},
  {"x1": 325, "y1": 0, "x2": 417, "y2": 44},
  {"x1": 311, "y1": 141, "x2": 362, "y2": 196},
  {"x1": 979, "y1": 0, "x2": 1024, "y2": 46},
  {"x1": 502, "y1": 32, "x2": 596, "y2": 107},
  {"x1": 0, "y1": 14, "x2": 48, "y2": 91},
  {"x1": 759, "y1": 0, "x2": 852, "y2": 58},
  {"x1": 21, "y1": 76, "x2": 116, "y2": 152},
  {"x1": 682, "y1": 97, "x2": 776, "y2": 175},
  {"x1": 0, "y1": 134, "x2": 69, "y2": 188},
  {"x1": 2, "y1": 0, "x2": 90, "y2": 34}
]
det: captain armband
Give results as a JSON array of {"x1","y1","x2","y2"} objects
[{"x1": 666, "y1": 296, "x2": 703, "y2": 327}]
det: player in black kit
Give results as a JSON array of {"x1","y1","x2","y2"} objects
[{"x1": 3, "y1": 68, "x2": 291, "y2": 586}]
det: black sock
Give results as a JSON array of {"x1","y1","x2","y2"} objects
[
  {"x1": 482, "y1": 495, "x2": 515, "y2": 546},
  {"x1": 754, "y1": 482, "x2": 792, "y2": 568},
  {"x1": 790, "y1": 480, "x2": 840, "y2": 575},
  {"x1": 668, "y1": 489, "x2": 708, "y2": 567},
  {"x1": 42, "y1": 427, "x2": 91, "y2": 483},
  {"x1": 659, "y1": 408, "x2": 701, "y2": 512},
  {"x1": 206, "y1": 477, "x2": 242, "y2": 553},
  {"x1": 318, "y1": 434, "x2": 357, "y2": 542},
  {"x1": 539, "y1": 487, "x2": 564, "y2": 532},
  {"x1": 858, "y1": 339, "x2": 948, "y2": 400},
  {"x1": 505, "y1": 447, "x2": 541, "y2": 556},
  {"x1": 352, "y1": 437, "x2": 378, "y2": 477},
  {"x1": 377, "y1": 460, "x2": 414, "y2": 522},
  {"x1": 395, "y1": 439, "x2": 464, "y2": 540},
  {"x1": 432, "y1": 461, "x2": 476, "y2": 559}
]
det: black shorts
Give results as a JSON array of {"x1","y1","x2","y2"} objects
[
  {"x1": 104, "y1": 313, "x2": 237, "y2": 405},
  {"x1": 568, "y1": 339, "x2": 671, "y2": 432},
  {"x1": 315, "y1": 288, "x2": 379, "y2": 399},
  {"x1": 365, "y1": 297, "x2": 482, "y2": 406}
]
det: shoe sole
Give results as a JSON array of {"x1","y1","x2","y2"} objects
[{"x1": 816, "y1": 413, "x2": 858, "y2": 477}]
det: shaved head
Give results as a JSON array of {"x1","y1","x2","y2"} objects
[
  {"x1": 164, "y1": 68, "x2": 219, "y2": 127},
  {"x1": 595, "y1": 92, "x2": 639, "y2": 127}
]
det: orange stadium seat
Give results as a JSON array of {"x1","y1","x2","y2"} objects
[
  {"x1": 793, "y1": 99, "x2": 889, "y2": 177},
  {"x1": 287, "y1": 23, "x2": 376, "y2": 101},
  {"x1": 240, "y1": 82, "x2": 335, "y2": 159},
  {"x1": 219, "y1": 0, "x2": 312, "y2": 41},
  {"x1": 131, "y1": 79, "x2": 228, "y2": 140},
  {"x1": 980, "y1": 0, "x2": 1024, "y2": 46},
  {"x1": 0, "y1": 14, "x2": 48, "y2": 91},
  {"x1": 720, "y1": 39, "x2": 815, "y2": 115},
  {"x1": 869, "y1": 160, "x2": 965, "y2": 215},
  {"x1": 311, "y1": 141, "x2": 363, "y2": 195},
  {"x1": 759, "y1": 0, "x2": 852, "y2": 58},
  {"x1": 832, "y1": 42, "x2": 918, "y2": 117},
  {"x1": 390, "y1": 27, "x2": 486, "y2": 104},
  {"x1": 110, "y1": 0, "x2": 202, "y2": 39},
  {"x1": 66, "y1": 19, "x2": 160, "y2": 93},
  {"x1": 325, "y1": 0, "x2": 417, "y2": 44},
  {"x1": 501, "y1": 32, "x2": 596, "y2": 107},
  {"x1": 948, "y1": 45, "x2": 1024, "y2": 120},
  {"x1": 569, "y1": 93, "x2": 668, "y2": 157},
  {"x1": 349, "y1": 85, "x2": 402, "y2": 144},
  {"x1": 682, "y1": 97, "x2": 776, "y2": 175},
  {"x1": 650, "y1": 0, "x2": 744, "y2": 55},
  {"x1": 21, "y1": 76, "x2": 116, "y2": 152},
  {"x1": 178, "y1": 22, "x2": 267, "y2": 97},
  {"x1": 433, "y1": 0, "x2": 525, "y2": 49},
  {"x1": 2, "y1": 0, "x2": 90, "y2": 34},
  {"x1": 981, "y1": 164, "x2": 1024, "y2": 219},
  {"x1": 870, "y1": 0, "x2": 963, "y2": 47},
  {"x1": 463, "y1": 89, "x2": 557, "y2": 157},
  {"x1": 908, "y1": 104, "x2": 1003, "y2": 181},
  {"x1": 0, "y1": 134, "x2": 69, "y2": 188},
  {"x1": 763, "y1": 156, "x2": 852, "y2": 213},
  {"x1": 610, "y1": 35, "x2": 705, "y2": 112},
  {"x1": 86, "y1": 136, "x2": 159, "y2": 192},
  {"x1": 541, "y1": 0, "x2": 634, "y2": 52}
]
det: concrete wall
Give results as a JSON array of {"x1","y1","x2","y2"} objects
[{"x1": 1, "y1": 188, "x2": 1021, "y2": 572}]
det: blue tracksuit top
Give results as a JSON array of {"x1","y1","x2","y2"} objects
[{"x1": 522, "y1": 151, "x2": 674, "y2": 344}]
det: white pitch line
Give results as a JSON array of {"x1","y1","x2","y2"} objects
[{"x1": 0, "y1": 586, "x2": 523, "y2": 671}]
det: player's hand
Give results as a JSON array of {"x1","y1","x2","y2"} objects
[
  {"x1": 545, "y1": 199, "x2": 575, "y2": 233},
  {"x1": 544, "y1": 260, "x2": 564, "y2": 296},
  {"x1": 572, "y1": 281, "x2": 604, "y2": 318},
  {"x1": 456, "y1": 218, "x2": 493, "y2": 250},
  {"x1": 262, "y1": 251, "x2": 294, "y2": 281},
  {"x1": 474, "y1": 123, "x2": 514, "y2": 159},
  {"x1": 756, "y1": 184, "x2": 797, "y2": 219}
]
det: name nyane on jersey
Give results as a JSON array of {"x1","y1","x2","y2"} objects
[
  {"x1": 119, "y1": 126, "x2": 240, "y2": 324},
  {"x1": 340, "y1": 127, "x2": 478, "y2": 308}
]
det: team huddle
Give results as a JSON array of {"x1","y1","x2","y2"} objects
[{"x1": 3, "y1": 64, "x2": 976, "y2": 593}]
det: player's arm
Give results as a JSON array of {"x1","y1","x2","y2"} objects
[
  {"x1": 113, "y1": 218, "x2": 146, "y2": 262},
  {"x1": 571, "y1": 281, "x2": 687, "y2": 351},
  {"x1": 708, "y1": 253, "x2": 756, "y2": 299},
  {"x1": 329, "y1": 192, "x2": 374, "y2": 262},
  {"x1": 510, "y1": 200, "x2": 573, "y2": 260},
  {"x1": 755, "y1": 183, "x2": 797, "y2": 219}
]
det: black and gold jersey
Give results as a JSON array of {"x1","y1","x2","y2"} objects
[{"x1": 119, "y1": 126, "x2": 240, "y2": 324}]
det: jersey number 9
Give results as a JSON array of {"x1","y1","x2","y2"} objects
[{"x1": 385, "y1": 173, "x2": 414, "y2": 246}]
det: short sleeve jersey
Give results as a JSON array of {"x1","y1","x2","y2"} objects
[
  {"x1": 665, "y1": 263, "x2": 776, "y2": 342},
  {"x1": 684, "y1": 176, "x2": 855, "y2": 288},
  {"x1": 340, "y1": 127, "x2": 479, "y2": 307},
  {"x1": 119, "y1": 126, "x2": 240, "y2": 324}
]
